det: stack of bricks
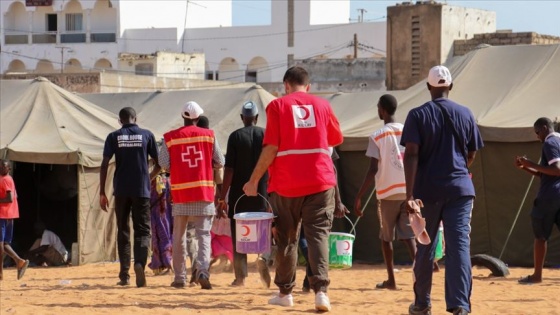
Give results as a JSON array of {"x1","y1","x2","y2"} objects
[{"x1": 453, "y1": 32, "x2": 560, "y2": 56}]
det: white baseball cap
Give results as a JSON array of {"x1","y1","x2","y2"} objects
[
  {"x1": 182, "y1": 101, "x2": 203, "y2": 119},
  {"x1": 428, "y1": 65, "x2": 453, "y2": 87}
]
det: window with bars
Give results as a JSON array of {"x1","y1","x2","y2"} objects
[
  {"x1": 65, "y1": 13, "x2": 83, "y2": 31},
  {"x1": 411, "y1": 15, "x2": 421, "y2": 77}
]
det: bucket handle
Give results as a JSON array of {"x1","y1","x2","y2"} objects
[
  {"x1": 233, "y1": 193, "x2": 273, "y2": 215},
  {"x1": 343, "y1": 215, "x2": 357, "y2": 236}
]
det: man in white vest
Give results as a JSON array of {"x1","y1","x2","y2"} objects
[{"x1": 354, "y1": 94, "x2": 416, "y2": 290}]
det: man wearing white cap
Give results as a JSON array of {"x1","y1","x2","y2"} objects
[
  {"x1": 401, "y1": 65, "x2": 483, "y2": 315},
  {"x1": 158, "y1": 101, "x2": 225, "y2": 290}
]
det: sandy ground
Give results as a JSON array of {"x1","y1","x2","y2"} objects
[{"x1": 1, "y1": 259, "x2": 559, "y2": 315}]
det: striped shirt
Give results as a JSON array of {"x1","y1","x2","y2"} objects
[{"x1": 366, "y1": 122, "x2": 406, "y2": 200}]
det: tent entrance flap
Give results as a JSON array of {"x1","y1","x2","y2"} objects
[{"x1": 12, "y1": 162, "x2": 78, "y2": 261}]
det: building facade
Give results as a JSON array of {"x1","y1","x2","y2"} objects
[
  {"x1": 454, "y1": 31, "x2": 560, "y2": 56},
  {"x1": 1, "y1": 0, "x2": 229, "y2": 75},
  {"x1": 386, "y1": 1, "x2": 496, "y2": 90},
  {"x1": 1, "y1": 0, "x2": 386, "y2": 85},
  {"x1": 118, "y1": 52, "x2": 205, "y2": 80}
]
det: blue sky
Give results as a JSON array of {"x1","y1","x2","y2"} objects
[{"x1": 232, "y1": 0, "x2": 560, "y2": 36}]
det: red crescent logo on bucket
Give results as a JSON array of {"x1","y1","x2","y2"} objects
[
  {"x1": 241, "y1": 225, "x2": 251, "y2": 237},
  {"x1": 344, "y1": 240, "x2": 351, "y2": 251}
]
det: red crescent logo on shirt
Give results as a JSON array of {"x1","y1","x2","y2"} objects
[
  {"x1": 241, "y1": 225, "x2": 251, "y2": 236},
  {"x1": 297, "y1": 106, "x2": 310, "y2": 120},
  {"x1": 344, "y1": 240, "x2": 351, "y2": 251}
]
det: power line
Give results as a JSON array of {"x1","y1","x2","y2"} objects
[
  {"x1": 1, "y1": 19, "x2": 384, "y2": 42},
  {"x1": 357, "y1": 42, "x2": 386, "y2": 53},
  {"x1": 1, "y1": 39, "x2": 356, "y2": 74},
  {"x1": 1, "y1": 42, "x2": 354, "y2": 86},
  {"x1": 1, "y1": 43, "x2": 367, "y2": 91}
]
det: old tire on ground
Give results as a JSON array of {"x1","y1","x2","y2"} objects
[{"x1": 471, "y1": 254, "x2": 510, "y2": 277}]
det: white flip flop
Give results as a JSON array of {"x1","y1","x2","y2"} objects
[{"x1": 408, "y1": 200, "x2": 431, "y2": 245}]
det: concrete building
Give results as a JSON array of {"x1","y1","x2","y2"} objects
[
  {"x1": 1, "y1": 0, "x2": 386, "y2": 86},
  {"x1": 1, "y1": 71, "x2": 252, "y2": 93},
  {"x1": 454, "y1": 31, "x2": 560, "y2": 56},
  {"x1": 1, "y1": 0, "x2": 230, "y2": 75},
  {"x1": 184, "y1": 1, "x2": 385, "y2": 84},
  {"x1": 261, "y1": 57, "x2": 386, "y2": 96},
  {"x1": 118, "y1": 52, "x2": 205, "y2": 80},
  {"x1": 386, "y1": 1, "x2": 496, "y2": 90}
]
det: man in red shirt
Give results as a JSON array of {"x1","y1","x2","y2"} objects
[
  {"x1": 244, "y1": 66, "x2": 343, "y2": 312},
  {"x1": 0, "y1": 160, "x2": 29, "y2": 281}
]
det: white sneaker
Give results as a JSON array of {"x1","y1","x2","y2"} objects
[
  {"x1": 268, "y1": 293, "x2": 294, "y2": 307},
  {"x1": 315, "y1": 292, "x2": 331, "y2": 312}
]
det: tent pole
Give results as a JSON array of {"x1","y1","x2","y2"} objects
[
  {"x1": 499, "y1": 158, "x2": 540, "y2": 260},
  {"x1": 37, "y1": 164, "x2": 41, "y2": 222},
  {"x1": 347, "y1": 187, "x2": 376, "y2": 235}
]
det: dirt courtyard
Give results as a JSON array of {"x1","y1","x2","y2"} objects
[{"x1": 1, "y1": 259, "x2": 559, "y2": 315}]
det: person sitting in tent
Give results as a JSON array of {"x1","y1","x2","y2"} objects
[{"x1": 27, "y1": 222, "x2": 68, "y2": 267}]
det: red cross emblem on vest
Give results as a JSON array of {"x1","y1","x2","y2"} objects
[{"x1": 181, "y1": 145, "x2": 203, "y2": 168}]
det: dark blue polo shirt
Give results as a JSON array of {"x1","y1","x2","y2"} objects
[
  {"x1": 401, "y1": 98, "x2": 484, "y2": 203},
  {"x1": 103, "y1": 124, "x2": 158, "y2": 198},
  {"x1": 537, "y1": 133, "x2": 560, "y2": 200}
]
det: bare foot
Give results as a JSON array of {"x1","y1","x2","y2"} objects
[
  {"x1": 16, "y1": 260, "x2": 29, "y2": 280},
  {"x1": 230, "y1": 278, "x2": 245, "y2": 286},
  {"x1": 376, "y1": 280, "x2": 398, "y2": 290},
  {"x1": 17, "y1": 259, "x2": 26, "y2": 269},
  {"x1": 518, "y1": 275, "x2": 542, "y2": 284}
]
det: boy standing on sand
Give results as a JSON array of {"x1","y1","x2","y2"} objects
[{"x1": 0, "y1": 159, "x2": 29, "y2": 281}]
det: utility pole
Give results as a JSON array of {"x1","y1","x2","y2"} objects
[
  {"x1": 182, "y1": 0, "x2": 207, "y2": 53},
  {"x1": 357, "y1": 8, "x2": 367, "y2": 23},
  {"x1": 354, "y1": 34, "x2": 358, "y2": 59},
  {"x1": 56, "y1": 46, "x2": 71, "y2": 73}
]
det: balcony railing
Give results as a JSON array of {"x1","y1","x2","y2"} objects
[
  {"x1": 5, "y1": 34, "x2": 28, "y2": 44},
  {"x1": 91, "y1": 33, "x2": 116, "y2": 43},
  {"x1": 4, "y1": 31, "x2": 116, "y2": 44},
  {"x1": 32, "y1": 32, "x2": 57, "y2": 44},
  {"x1": 61, "y1": 32, "x2": 86, "y2": 43}
]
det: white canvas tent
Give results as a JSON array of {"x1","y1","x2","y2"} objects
[
  {"x1": 0, "y1": 77, "x2": 277, "y2": 265},
  {"x1": 328, "y1": 44, "x2": 560, "y2": 266},
  {"x1": 0, "y1": 77, "x2": 120, "y2": 265},
  {"x1": 76, "y1": 44, "x2": 560, "y2": 266},
  {"x1": 333, "y1": 44, "x2": 560, "y2": 150},
  {"x1": 82, "y1": 84, "x2": 276, "y2": 148},
  {"x1": 2, "y1": 44, "x2": 558, "y2": 266}
]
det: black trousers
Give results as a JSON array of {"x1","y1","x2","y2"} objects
[{"x1": 114, "y1": 196, "x2": 151, "y2": 281}]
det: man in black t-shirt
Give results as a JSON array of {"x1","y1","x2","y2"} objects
[
  {"x1": 100, "y1": 107, "x2": 160, "y2": 288},
  {"x1": 217, "y1": 101, "x2": 271, "y2": 287}
]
